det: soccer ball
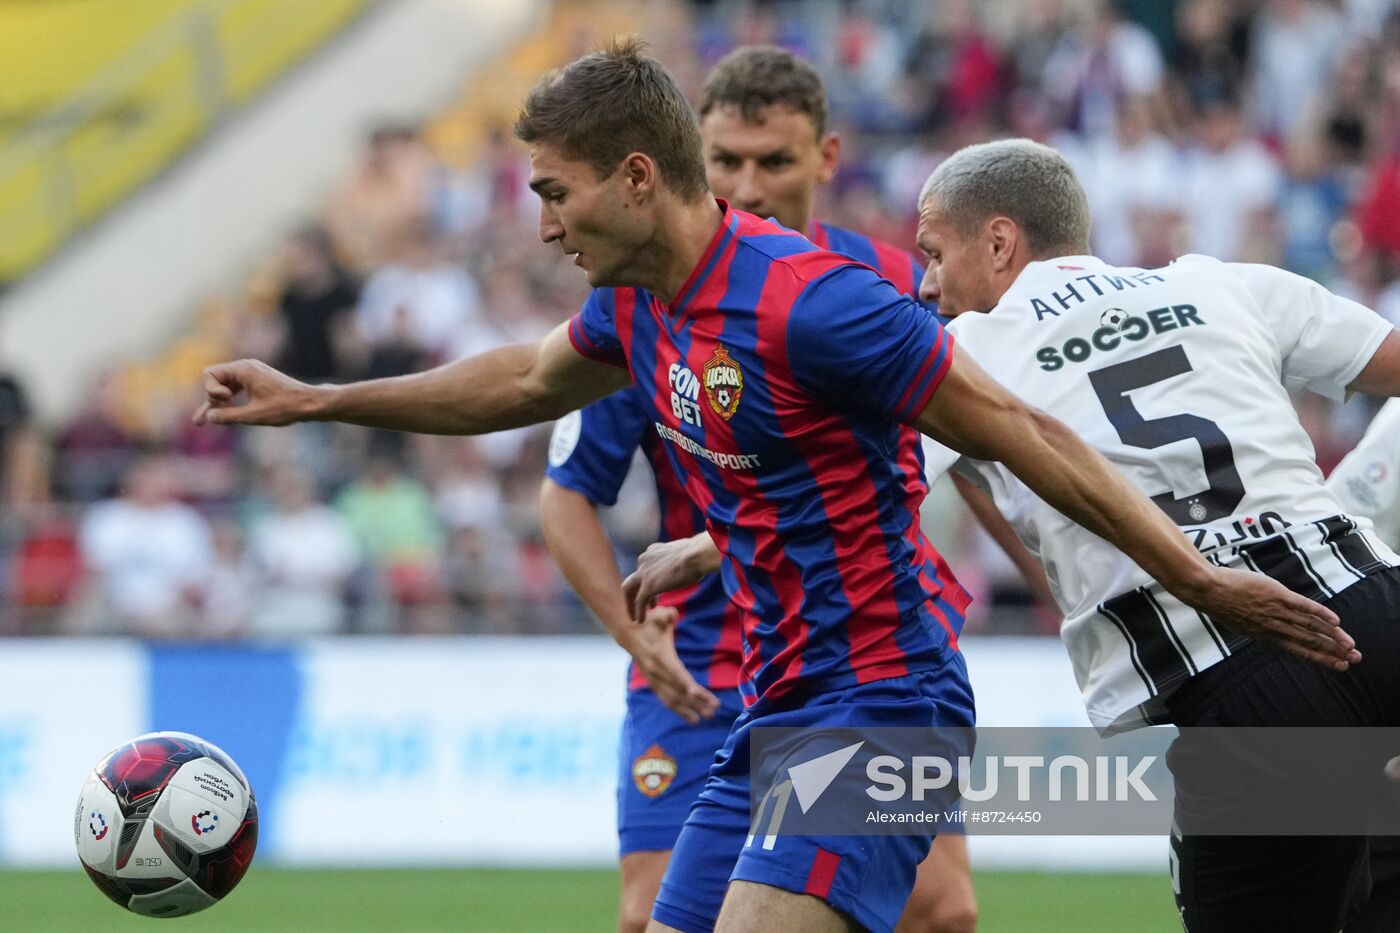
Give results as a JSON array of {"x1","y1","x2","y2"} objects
[
  {"x1": 75, "y1": 731, "x2": 258, "y2": 918},
  {"x1": 1100, "y1": 307, "x2": 1129, "y2": 330}
]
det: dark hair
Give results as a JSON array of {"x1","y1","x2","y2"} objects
[
  {"x1": 514, "y1": 37, "x2": 708, "y2": 200},
  {"x1": 699, "y1": 45, "x2": 828, "y2": 137}
]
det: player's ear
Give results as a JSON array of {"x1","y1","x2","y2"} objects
[
  {"x1": 986, "y1": 216, "x2": 1019, "y2": 272},
  {"x1": 622, "y1": 152, "x2": 657, "y2": 201},
  {"x1": 816, "y1": 133, "x2": 840, "y2": 184}
]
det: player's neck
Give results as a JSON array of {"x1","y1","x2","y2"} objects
[
  {"x1": 788, "y1": 209, "x2": 813, "y2": 238},
  {"x1": 989, "y1": 245, "x2": 1048, "y2": 305},
  {"x1": 632, "y1": 197, "x2": 725, "y2": 306}
]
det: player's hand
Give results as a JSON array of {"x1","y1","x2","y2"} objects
[
  {"x1": 1196, "y1": 566, "x2": 1359, "y2": 671},
  {"x1": 194, "y1": 359, "x2": 322, "y2": 427},
  {"x1": 622, "y1": 536, "x2": 717, "y2": 624},
  {"x1": 631, "y1": 606, "x2": 721, "y2": 723}
]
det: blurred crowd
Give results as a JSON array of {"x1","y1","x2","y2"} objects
[{"x1": 3, "y1": 0, "x2": 1399, "y2": 639}]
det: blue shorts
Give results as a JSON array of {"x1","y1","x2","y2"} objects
[
  {"x1": 618, "y1": 686, "x2": 746, "y2": 856},
  {"x1": 651, "y1": 655, "x2": 976, "y2": 933}
]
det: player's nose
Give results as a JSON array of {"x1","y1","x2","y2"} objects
[
  {"x1": 538, "y1": 206, "x2": 563, "y2": 244},
  {"x1": 733, "y1": 165, "x2": 764, "y2": 211},
  {"x1": 919, "y1": 264, "x2": 941, "y2": 306}
]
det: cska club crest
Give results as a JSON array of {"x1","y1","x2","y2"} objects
[
  {"x1": 632, "y1": 744, "x2": 677, "y2": 798},
  {"x1": 703, "y1": 344, "x2": 744, "y2": 421}
]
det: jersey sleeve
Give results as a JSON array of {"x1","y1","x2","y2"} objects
[
  {"x1": 566, "y1": 289, "x2": 628, "y2": 369},
  {"x1": 1229, "y1": 262, "x2": 1393, "y2": 399},
  {"x1": 1326, "y1": 398, "x2": 1400, "y2": 547},
  {"x1": 544, "y1": 389, "x2": 650, "y2": 507},
  {"x1": 786, "y1": 264, "x2": 955, "y2": 423}
]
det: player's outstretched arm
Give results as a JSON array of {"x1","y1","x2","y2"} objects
[
  {"x1": 915, "y1": 349, "x2": 1358, "y2": 671},
  {"x1": 195, "y1": 321, "x2": 632, "y2": 434},
  {"x1": 539, "y1": 479, "x2": 719, "y2": 723}
]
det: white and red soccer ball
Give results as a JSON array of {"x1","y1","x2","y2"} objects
[{"x1": 75, "y1": 731, "x2": 257, "y2": 917}]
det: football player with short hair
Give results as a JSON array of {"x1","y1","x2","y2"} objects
[
  {"x1": 916, "y1": 138, "x2": 1400, "y2": 932},
  {"x1": 538, "y1": 45, "x2": 974, "y2": 933}
]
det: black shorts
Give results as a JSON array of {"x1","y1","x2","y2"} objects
[
  {"x1": 1347, "y1": 827, "x2": 1400, "y2": 932},
  {"x1": 1163, "y1": 566, "x2": 1400, "y2": 933}
]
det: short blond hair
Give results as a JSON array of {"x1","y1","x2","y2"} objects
[{"x1": 920, "y1": 139, "x2": 1091, "y2": 257}]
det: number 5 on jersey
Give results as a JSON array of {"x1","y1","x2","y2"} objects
[{"x1": 1089, "y1": 345, "x2": 1246, "y2": 525}]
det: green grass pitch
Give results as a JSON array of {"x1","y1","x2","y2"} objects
[{"x1": 0, "y1": 868, "x2": 1179, "y2": 931}]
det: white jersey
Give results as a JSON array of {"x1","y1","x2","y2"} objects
[
  {"x1": 1326, "y1": 398, "x2": 1400, "y2": 548},
  {"x1": 933, "y1": 253, "x2": 1397, "y2": 734}
]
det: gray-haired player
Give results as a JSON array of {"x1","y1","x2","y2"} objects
[
  {"x1": 916, "y1": 138, "x2": 1400, "y2": 932},
  {"x1": 623, "y1": 137, "x2": 1400, "y2": 931}
]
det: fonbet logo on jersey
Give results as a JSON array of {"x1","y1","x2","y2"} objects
[{"x1": 669, "y1": 362, "x2": 704, "y2": 427}]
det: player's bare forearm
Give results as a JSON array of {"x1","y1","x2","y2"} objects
[
  {"x1": 320, "y1": 346, "x2": 609, "y2": 433},
  {"x1": 951, "y1": 472, "x2": 1058, "y2": 612},
  {"x1": 539, "y1": 479, "x2": 637, "y2": 643},
  {"x1": 198, "y1": 321, "x2": 631, "y2": 434},
  {"x1": 540, "y1": 480, "x2": 719, "y2": 722},
  {"x1": 681, "y1": 532, "x2": 723, "y2": 576}
]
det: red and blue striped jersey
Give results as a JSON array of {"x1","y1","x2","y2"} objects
[
  {"x1": 810, "y1": 221, "x2": 948, "y2": 577},
  {"x1": 566, "y1": 203, "x2": 970, "y2": 709},
  {"x1": 546, "y1": 220, "x2": 936, "y2": 695}
]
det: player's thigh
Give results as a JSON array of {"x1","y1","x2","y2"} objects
[
  {"x1": 621, "y1": 850, "x2": 671, "y2": 933},
  {"x1": 898, "y1": 834, "x2": 977, "y2": 933},
  {"x1": 1343, "y1": 782, "x2": 1400, "y2": 933},
  {"x1": 650, "y1": 736, "x2": 754, "y2": 933},
  {"x1": 1165, "y1": 667, "x2": 1380, "y2": 931},
  {"x1": 727, "y1": 794, "x2": 934, "y2": 933},
  {"x1": 1172, "y1": 831, "x2": 1370, "y2": 933},
  {"x1": 715, "y1": 880, "x2": 862, "y2": 933},
  {"x1": 1346, "y1": 836, "x2": 1400, "y2": 933}
]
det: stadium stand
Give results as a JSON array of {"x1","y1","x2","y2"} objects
[
  {"x1": 0, "y1": 0, "x2": 371, "y2": 284},
  {"x1": 1, "y1": 0, "x2": 1396, "y2": 643}
]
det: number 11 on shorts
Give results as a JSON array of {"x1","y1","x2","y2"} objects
[{"x1": 747, "y1": 778, "x2": 795, "y2": 851}]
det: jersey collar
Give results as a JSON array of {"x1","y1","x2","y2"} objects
[
  {"x1": 1029, "y1": 255, "x2": 1108, "y2": 273},
  {"x1": 1005, "y1": 255, "x2": 1112, "y2": 297}
]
